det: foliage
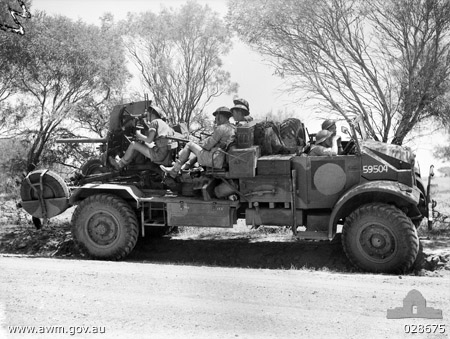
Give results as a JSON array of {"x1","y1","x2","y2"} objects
[
  {"x1": 437, "y1": 166, "x2": 450, "y2": 176},
  {"x1": 0, "y1": 0, "x2": 31, "y2": 103},
  {"x1": 433, "y1": 131, "x2": 450, "y2": 162},
  {"x1": 0, "y1": 0, "x2": 31, "y2": 35},
  {"x1": 227, "y1": 0, "x2": 450, "y2": 145},
  {"x1": 0, "y1": 138, "x2": 28, "y2": 195},
  {"x1": 123, "y1": 1, "x2": 238, "y2": 129},
  {"x1": 0, "y1": 11, "x2": 130, "y2": 171},
  {"x1": 434, "y1": 146, "x2": 450, "y2": 162}
]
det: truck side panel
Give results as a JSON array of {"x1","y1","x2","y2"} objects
[{"x1": 292, "y1": 156, "x2": 360, "y2": 209}]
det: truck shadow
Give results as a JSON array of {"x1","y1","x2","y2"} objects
[{"x1": 128, "y1": 234, "x2": 355, "y2": 272}]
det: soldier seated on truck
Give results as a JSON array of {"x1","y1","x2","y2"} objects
[
  {"x1": 322, "y1": 119, "x2": 343, "y2": 155},
  {"x1": 308, "y1": 129, "x2": 339, "y2": 156},
  {"x1": 160, "y1": 106, "x2": 236, "y2": 178},
  {"x1": 231, "y1": 98, "x2": 253, "y2": 126},
  {"x1": 109, "y1": 106, "x2": 175, "y2": 170}
]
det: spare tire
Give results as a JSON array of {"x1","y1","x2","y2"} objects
[
  {"x1": 20, "y1": 170, "x2": 70, "y2": 219},
  {"x1": 21, "y1": 170, "x2": 69, "y2": 201}
]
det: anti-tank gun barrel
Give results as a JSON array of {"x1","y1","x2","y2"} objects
[{"x1": 55, "y1": 138, "x2": 107, "y2": 144}]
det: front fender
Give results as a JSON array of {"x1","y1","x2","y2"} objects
[{"x1": 328, "y1": 181, "x2": 421, "y2": 238}]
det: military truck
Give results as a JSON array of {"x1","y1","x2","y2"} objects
[{"x1": 18, "y1": 99, "x2": 435, "y2": 273}]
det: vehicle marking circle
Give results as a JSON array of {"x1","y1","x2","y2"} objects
[{"x1": 313, "y1": 163, "x2": 346, "y2": 195}]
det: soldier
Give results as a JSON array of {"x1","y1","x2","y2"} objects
[
  {"x1": 322, "y1": 119, "x2": 343, "y2": 154},
  {"x1": 231, "y1": 98, "x2": 253, "y2": 125},
  {"x1": 308, "y1": 129, "x2": 339, "y2": 156},
  {"x1": 109, "y1": 106, "x2": 175, "y2": 170},
  {"x1": 160, "y1": 106, "x2": 236, "y2": 178}
]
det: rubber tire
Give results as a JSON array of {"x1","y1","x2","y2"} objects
[
  {"x1": 342, "y1": 203, "x2": 419, "y2": 274},
  {"x1": 20, "y1": 170, "x2": 69, "y2": 201},
  {"x1": 81, "y1": 158, "x2": 108, "y2": 176},
  {"x1": 71, "y1": 194, "x2": 138, "y2": 260}
]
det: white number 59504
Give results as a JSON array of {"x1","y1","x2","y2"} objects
[{"x1": 363, "y1": 164, "x2": 388, "y2": 174}]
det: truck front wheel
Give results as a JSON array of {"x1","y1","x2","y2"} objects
[
  {"x1": 342, "y1": 203, "x2": 419, "y2": 273},
  {"x1": 72, "y1": 194, "x2": 138, "y2": 260}
]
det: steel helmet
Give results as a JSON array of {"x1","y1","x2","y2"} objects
[
  {"x1": 321, "y1": 119, "x2": 336, "y2": 131},
  {"x1": 148, "y1": 106, "x2": 167, "y2": 120},
  {"x1": 315, "y1": 129, "x2": 333, "y2": 144},
  {"x1": 213, "y1": 106, "x2": 232, "y2": 118},
  {"x1": 233, "y1": 98, "x2": 250, "y2": 112}
]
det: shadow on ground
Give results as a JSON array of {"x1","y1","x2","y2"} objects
[
  {"x1": 1, "y1": 222, "x2": 449, "y2": 275},
  {"x1": 128, "y1": 233, "x2": 354, "y2": 272}
]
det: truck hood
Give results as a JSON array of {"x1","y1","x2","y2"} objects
[{"x1": 361, "y1": 140, "x2": 415, "y2": 166}]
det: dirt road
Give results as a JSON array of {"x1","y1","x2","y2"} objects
[{"x1": 0, "y1": 256, "x2": 448, "y2": 339}]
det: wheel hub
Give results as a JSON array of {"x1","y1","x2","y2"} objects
[
  {"x1": 370, "y1": 234, "x2": 386, "y2": 248},
  {"x1": 358, "y1": 224, "x2": 396, "y2": 262},
  {"x1": 87, "y1": 212, "x2": 118, "y2": 246}
]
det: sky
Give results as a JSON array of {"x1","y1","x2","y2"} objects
[{"x1": 24, "y1": 0, "x2": 450, "y2": 173}]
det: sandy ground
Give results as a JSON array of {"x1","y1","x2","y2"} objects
[{"x1": 1, "y1": 255, "x2": 449, "y2": 339}]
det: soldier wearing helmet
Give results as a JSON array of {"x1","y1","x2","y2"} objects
[
  {"x1": 231, "y1": 98, "x2": 253, "y2": 126},
  {"x1": 308, "y1": 129, "x2": 339, "y2": 156},
  {"x1": 161, "y1": 106, "x2": 236, "y2": 177},
  {"x1": 321, "y1": 119, "x2": 343, "y2": 154},
  {"x1": 109, "y1": 105, "x2": 175, "y2": 170}
]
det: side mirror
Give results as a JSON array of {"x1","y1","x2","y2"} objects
[{"x1": 341, "y1": 126, "x2": 350, "y2": 135}]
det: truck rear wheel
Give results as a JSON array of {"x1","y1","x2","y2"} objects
[
  {"x1": 71, "y1": 194, "x2": 138, "y2": 260},
  {"x1": 342, "y1": 203, "x2": 419, "y2": 273}
]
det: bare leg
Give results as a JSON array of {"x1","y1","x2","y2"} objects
[
  {"x1": 122, "y1": 142, "x2": 149, "y2": 164},
  {"x1": 110, "y1": 141, "x2": 149, "y2": 170},
  {"x1": 160, "y1": 141, "x2": 203, "y2": 177}
]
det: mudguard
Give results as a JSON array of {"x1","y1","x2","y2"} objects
[
  {"x1": 69, "y1": 184, "x2": 144, "y2": 208},
  {"x1": 328, "y1": 180, "x2": 421, "y2": 238}
]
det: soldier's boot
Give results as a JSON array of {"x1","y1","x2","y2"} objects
[
  {"x1": 160, "y1": 160, "x2": 183, "y2": 178},
  {"x1": 182, "y1": 156, "x2": 198, "y2": 171},
  {"x1": 109, "y1": 156, "x2": 127, "y2": 171}
]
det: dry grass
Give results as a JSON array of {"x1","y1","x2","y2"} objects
[{"x1": 418, "y1": 176, "x2": 450, "y2": 237}]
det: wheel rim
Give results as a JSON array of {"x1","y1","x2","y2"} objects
[
  {"x1": 356, "y1": 222, "x2": 398, "y2": 263},
  {"x1": 85, "y1": 210, "x2": 120, "y2": 247}
]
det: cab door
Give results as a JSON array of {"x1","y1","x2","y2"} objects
[{"x1": 292, "y1": 155, "x2": 361, "y2": 209}]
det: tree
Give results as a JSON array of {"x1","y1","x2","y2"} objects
[
  {"x1": 227, "y1": 0, "x2": 450, "y2": 145},
  {"x1": 124, "y1": 1, "x2": 238, "y2": 130},
  {"x1": 433, "y1": 130, "x2": 450, "y2": 161},
  {"x1": 0, "y1": 0, "x2": 31, "y2": 112},
  {"x1": 0, "y1": 12, "x2": 130, "y2": 170},
  {"x1": 437, "y1": 166, "x2": 450, "y2": 176},
  {"x1": 0, "y1": 0, "x2": 31, "y2": 35}
]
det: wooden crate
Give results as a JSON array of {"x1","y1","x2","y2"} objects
[{"x1": 257, "y1": 154, "x2": 294, "y2": 176}]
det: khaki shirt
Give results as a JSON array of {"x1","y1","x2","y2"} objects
[
  {"x1": 198, "y1": 122, "x2": 236, "y2": 168},
  {"x1": 201, "y1": 123, "x2": 236, "y2": 151},
  {"x1": 309, "y1": 144, "x2": 334, "y2": 156},
  {"x1": 147, "y1": 119, "x2": 175, "y2": 148}
]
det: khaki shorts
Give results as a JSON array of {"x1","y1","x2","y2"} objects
[{"x1": 198, "y1": 148, "x2": 225, "y2": 168}]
